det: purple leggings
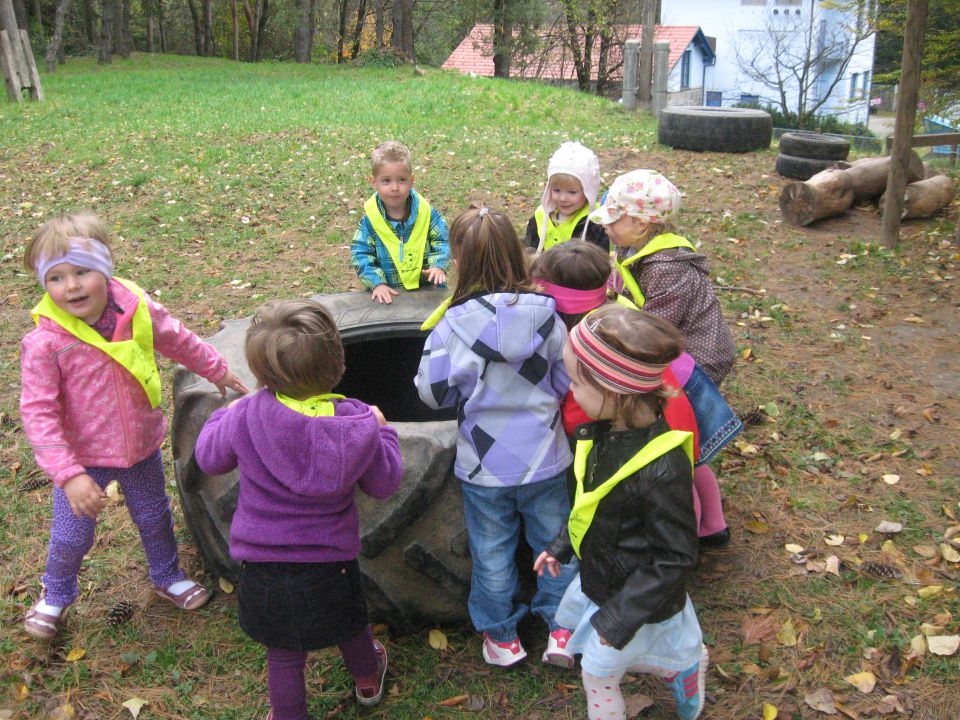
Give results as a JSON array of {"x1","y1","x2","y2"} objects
[
  {"x1": 42, "y1": 450, "x2": 186, "y2": 607},
  {"x1": 266, "y1": 626, "x2": 379, "y2": 720}
]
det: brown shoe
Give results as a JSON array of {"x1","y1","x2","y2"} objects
[{"x1": 154, "y1": 580, "x2": 211, "y2": 610}]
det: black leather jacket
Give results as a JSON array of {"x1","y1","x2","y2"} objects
[{"x1": 546, "y1": 418, "x2": 698, "y2": 650}]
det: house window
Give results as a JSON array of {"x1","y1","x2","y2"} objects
[
  {"x1": 775, "y1": 0, "x2": 801, "y2": 4},
  {"x1": 740, "y1": 94, "x2": 759, "y2": 105},
  {"x1": 861, "y1": 71, "x2": 870, "y2": 97},
  {"x1": 741, "y1": 0, "x2": 765, "y2": 5},
  {"x1": 681, "y1": 50, "x2": 691, "y2": 89},
  {"x1": 706, "y1": 91, "x2": 722, "y2": 107},
  {"x1": 849, "y1": 73, "x2": 859, "y2": 100}
]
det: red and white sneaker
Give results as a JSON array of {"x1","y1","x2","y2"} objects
[
  {"x1": 482, "y1": 633, "x2": 527, "y2": 667},
  {"x1": 355, "y1": 640, "x2": 388, "y2": 707},
  {"x1": 542, "y1": 628, "x2": 575, "y2": 668}
]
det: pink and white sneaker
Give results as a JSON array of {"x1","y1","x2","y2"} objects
[
  {"x1": 482, "y1": 633, "x2": 528, "y2": 667},
  {"x1": 542, "y1": 628, "x2": 575, "y2": 668}
]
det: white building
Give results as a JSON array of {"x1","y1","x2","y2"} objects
[{"x1": 661, "y1": 0, "x2": 876, "y2": 125}]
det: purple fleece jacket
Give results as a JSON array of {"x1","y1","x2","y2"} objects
[{"x1": 194, "y1": 390, "x2": 403, "y2": 563}]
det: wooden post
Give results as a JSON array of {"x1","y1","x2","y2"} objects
[
  {"x1": 638, "y1": 0, "x2": 655, "y2": 103},
  {"x1": 0, "y1": 29, "x2": 22, "y2": 102},
  {"x1": 881, "y1": 0, "x2": 929, "y2": 248},
  {"x1": 652, "y1": 41, "x2": 669, "y2": 119},
  {"x1": 0, "y1": 0, "x2": 27, "y2": 85},
  {"x1": 622, "y1": 39, "x2": 639, "y2": 111},
  {"x1": 19, "y1": 28, "x2": 41, "y2": 98}
]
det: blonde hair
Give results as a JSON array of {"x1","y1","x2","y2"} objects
[
  {"x1": 548, "y1": 173, "x2": 584, "y2": 192},
  {"x1": 371, "y1": 140, "x2": 413, "y2": 175},
  {"x1": 24, "y1": 212, "x2": 112, "y2": 273},
  {"x1": 245, "y1": 300, "x2": 345, "y2": 399}
]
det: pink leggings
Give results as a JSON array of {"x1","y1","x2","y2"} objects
[{"x1": 692, "y1": 464, "x2": 727, "y2": 537}]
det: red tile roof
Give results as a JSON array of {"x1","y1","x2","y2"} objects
[{"x1": 442, "y1": 24, "x2": 702, "y2": 81}]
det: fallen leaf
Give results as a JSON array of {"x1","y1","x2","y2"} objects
[
  {"x1": 438, "y1": 694, "x2": 469, "y2": 707},
  {"x1": 845, "y1": 670, "x2": 877, "y2": 693},
  {"x1": 875, "y1": 521, "x2": 903, "y2": 534},
  {"x1": 912, "y1": 545, "x2": 939, "y2": 559},
  {"x1": 825, "y1": 555, "x2": 841, "y2": 576},
  {"x1": 763, "y1": 703, "x2": 779, "y2": 720},
  {"x1": 812, "y1": 451, "x2": 830, "y2": 462},
  {"x1": 915, "y1": 464, "x2": 933, "y2": 477},
  {"x1": 917, "y1": 585, "x2": 942, "y2": 600},
  {"x1": 881, "y1": 474, "x2": 900, "y2": 485},
  {"x1": 940, "y1": 543, "x2": 960, "y2": 563},
  {"x1": 742, "y1": 614, "x2": 779, "y2": 644},
  {"x1": 877, "y1": 694, "x2": 905, "y2": 714},
  {"x1": 921, "y1": 407, "x2": 940, "y2": 423},
  {"x1": 763, "y1": 402, "x2": 780, "y2": 417},
  {"x1": 218, "y1": 577, "x2": 234, "y2": 594},
  {"x1": 807, "y1": 560, "x2": 826, "y2": 572},
  {"x1": 428, "y1": 628, "x2": 448, "y2": 651},
  {"x1": 777, "y1": 618, "x2": 798, "y2": 647},
  {"x1": 881, "y1": 539, "x2": 897, "y2": 554},
  {"x1": 933, "y1": 611, "x2": 953, "y2": 626},
  {"x1": 863, "y1": 647, "x2": 883, "y2": 662},
  {"x1": 122, "y1": 699, "x2": 148, "y2": 719},
  {"x1": 785, "y1": 543, "x2": 805, "y2": 554},
  {"x1": 48, "y1": 705, "x2": 75, "y2": 720},
  {"x1": 745, "y1": 520, "x2": 770, "y2": 534},
  {"x1": 15, "y1": 685, "x2": 28, "y2": 701},
  {"x1": 920, "y1": 622, "x2": 944, "y2": 636},
  {"x1": 910, "y1": 635, "x2": 927, "y2": 655},
  {"x1": 65, "y1": 647, "x2": 86, "y2": 662},
  {"x1": 825, "y1": 534, "x2": 845, "y2": 546},
  {"x1": 625, "y1": 694, "x2": 655, "y2": 715},
  {"x1": 804, "y1": 687, "x2": 837, "y2": 714},
  {"x1": 859, "y1": 533, "x2": 869, "y2": 544},
  {"x1": 927, "y1": 635, "x2": 960, "y2": 656},
  {"x1": 735, "y1": 440, "x2": 760, "y2": 456}
]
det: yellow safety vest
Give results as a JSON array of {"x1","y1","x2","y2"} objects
[
  {"x1": 534, "y1": 204, "x2": 593, "y2": 252},
  {"x1": 568, "y1": 429, "x2": 693, "y2": 558},
  {"x1": 614, "y1": 233, "x2": 696, "y2": 307},
  {"x1": 420, "y1": 295, "x2": 453, "y2": 331},
  {"x1": 364, "y1": 193, "x2": 432, "y2": 290},
  {"x1": 275, "y1": 392, "x2": 345, "y2": 417},
  {"x1": 31, "y1": 277, "x2": 161, "y2": 408}
]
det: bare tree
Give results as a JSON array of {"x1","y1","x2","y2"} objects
[
  {"x1": 242, "y1": 0, "x2": 268, "y2": 60},
  {"x1": 734, "y1": 0, "x2": 876, "y2": 126},
  {"x1": 336, "y1": 0, "x2": 348, "y2": 61},
  {"x1": 82, "y1": 0, "x2": 97, "y2": 44},
  {"x1": 98, "y1": 0, "x2": 113, "y2": 63},
  {"x1": 350, "y1": 0, "x2": 366, "y2": 58},
  {"x1": 294, "y1": 0, "x2": 314, "y2": 62},
  {"x1": 374, "y1": 0, "x2": 384, "y2": 46},
  {"x1": 391, "y1": 0, "x2": 413, "y2": 58},
  {"x1": 186, "y1": 0, "x2": 203, "y2": 54},
  {"x1": 45, "y1": 0, "x2": 71, "y2": 71},
  {"x1": 202, "y1": 0, "x2": 215, "y2": 55},
  {"x1": 230, "y1": 0, "x2": 238, "y2": 59},
  {"x1": 557, "y1": 0, "x2": 637, "y2": 94}
]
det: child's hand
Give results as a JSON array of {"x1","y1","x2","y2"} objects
[
  {"x1": 369, "y1": 405, "x2": 387, "y2": 426},
  {"x1": 372, "y1": 285, "x2": 400, "y2": 304},
  {"x1": 423, "y1": 267, "x2": 446, "y2": 286},
  {"x1": 534, "y1": 550, "x2": 561, "y2": 577},
  {"x1": 216, "y1": 370, "x2": 249, "y2": 397},
  {"x1": 63, "y1": 473, "x2": 107, "y2": 519},
  {"x1": 599, "y1": 635, "x2": 611, "y2": 647}
]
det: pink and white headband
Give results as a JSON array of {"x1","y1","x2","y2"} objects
[
  {"x1": 535, "y1": 278, "x2": 607, "y2": 315},
  {"x1": 568, "y1": 318, "x2": 668, "y2": 394},
  {"x1": 37, "y1": 237, "x2": 114, "y2": 286}
]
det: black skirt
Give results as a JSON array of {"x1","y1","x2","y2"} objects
[{"x1": 237, "y1": 559, "x2": 370, "y2": 651}]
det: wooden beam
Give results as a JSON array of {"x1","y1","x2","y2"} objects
[{"x1": 0, "y1": 29, "x2": 22, "y2": 102}]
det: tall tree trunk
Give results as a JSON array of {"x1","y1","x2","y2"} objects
[
  {"x1": 118, "y1": 0, "x2": 131, "y2": 56},
  {"x1": 335, "y1": 0, "x2": 348, "y2": 63},
  {"x1": 82, "y1": 0, "x2": 97, "y2": 44},
  {"x1": 186, "y1": 0, "x2": 203, "y2": 55},
  {"x1": 98, "y1": 0, "x2": 113, "y2": 63},
  {"x1": 491, "y1": 0, "x2": 511, "y2": 78},
  {"x1": 374, "y1": 0, "x2": 383, "y2": 46},
  {"x1": 202, "y1": 0, "x2": 214, "y2": 55},
  {"x1": 390, "y1": 0, "x2": 413, "y2": 59},
  {"x1": 12, "y1": 0, "x2": 27, "y2": 29},
  {"x1": 254, "y1": 0, "x2": 267, "y2": 60},
  {"x1": 596, "y1": 26, "x2": 611, "y2": 95},
  {"x1": 350, "y1": 0, "x2": 365, "y2": 58},
  {"x1": 156, "y1": 0, "x2": 166, "y2": 51},
  {"x1": 30, "y1": 0, "x2": 40, "y2": 25},
  {"x1": 307, "y1": 0, "x2": 316, "y2": 54},
  {"x1": 242, "y1": 0, "x2": 263, "y2": 60},
  {"x1": 144, "y1": 0, "x2": 153, "y2": 51},
  {"x1": 110, "y1": 0, "x2": 122, "y2": 54},
  {"x1": 230, "y1": 0, "x2": 238, "y2": 60},
  {"x1": 44, "y1": 0, "x2": 70, "y2": 71},
  {"x1": 293, "y1": 0, "x2": 311, "y2": 62}
]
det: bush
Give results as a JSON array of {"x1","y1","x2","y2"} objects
[
  {"x1": 735, "y1": 103, "x2": 873, "y2": 137},
  {"x1": 353, "y1": 47, "x2": 410, "y2": 68}
]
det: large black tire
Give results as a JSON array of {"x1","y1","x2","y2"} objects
[
  {"x1": 775, "y1": 153, "x2": 847, "y2": 181},
  {"x1": 658, "y1": 106, "x2": 772, "y2": 153},
  {"x1": 778, "y1": 131, "x2": 850, "y2": 161},
  {"x1": 172, "y1": 288, "x2": 474, "y2": 632}
]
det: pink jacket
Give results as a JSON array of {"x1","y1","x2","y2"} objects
[{"x1": 20, "y1": 278, "x2": 227, "y2": 487}]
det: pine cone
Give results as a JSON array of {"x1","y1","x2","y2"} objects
[
  {"x1": 741, "y1": 409, "x2": 766, "y2": 426},
  {"x1": 860, "y1": 561, "x2": 903, "y2": 580},
  {"x1": 20, "y1": 475, "x2": 51, "y2": 492},
  {"x1": 107, "y1": 600, "x2": 135, "y2": 627}
]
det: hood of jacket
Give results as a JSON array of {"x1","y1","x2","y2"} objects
[
  {"x1": 623, "y1": 246, "x2": 711, "y2": 278},
  {"x1": 443, "y1": 291, "x2": 560, "y2": 364},
  {"x1": 242, "y1": 390, "x2": 383, "y2": 498}
]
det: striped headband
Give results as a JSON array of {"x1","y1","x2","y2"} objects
[
  {"x1": 37, "y1": 237, "x2": 114, "y2": 286},
  {"x1": 568, "y1": 319, "x2": 668, "y2": 394}
]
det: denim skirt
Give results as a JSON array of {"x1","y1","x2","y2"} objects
[
  {"x1": 683, "y1": 364, "x2": 743, "y2": 465},
  {"x1": 238, "y1": 559, "x2": 369, "y2": 651}
]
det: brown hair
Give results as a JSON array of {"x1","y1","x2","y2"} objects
[
  {"x1": 531, "y1": 240, "x2": 612, "y2": 329},
  {"x1": 574, "y1": 305, "x2": 683, "y2": 428},
  {"x1": 371, "y1": 140, "x2": 413, "y2": 175},
  {"x1": 449, "y1": 206, "x2": 538, "y2": 304},
  {"x1": 245, "y1": 299, "x2": 345, "y2": 398},
  {"x1": 24, "y1": 212, "x2": 112, "y2": 273}
]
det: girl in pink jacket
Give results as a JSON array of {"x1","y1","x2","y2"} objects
[{"x1": 19, "y1": 212, "x2": 248, "y2": 641}]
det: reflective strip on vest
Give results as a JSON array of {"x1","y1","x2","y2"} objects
[
  {"x1": 364, "y1": 193, "x2": 432, "y2": 290},
  {"x1": 614, "y1": 233, "x2": 696, "y2": 307},
  {"x1": 534, "y1": 204, "x2": 593, "y2": 252},
  {"x1": 420, "y1": 295, "x2": 453, "y2": 331},
  {"x1": 568, "y1": 429, "x2": 693, "y2": 558},
  {"x1": 31, "y1": 277, "x2": 162, "y2": 408},
  {"x1": 275, "y1": 392, "x2": 345, "y2": 417}
]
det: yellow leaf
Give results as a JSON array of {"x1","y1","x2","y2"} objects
[
  {"x1": 825, "y1": 534, "x2": 845, "y2": 546},
  {"x1": 927, "y1": 635, "x2": 960, "y2": 656},
  {"x1": 742, "y1": 347, "x2": 753, "y2": 360},
  {"x1": 910, "y1": 634, "x2": 927, "y2": 655},
  {"x1": 745, "y1": 520, "x2": 770, "y2": 534},
  {"x1": 825, "y1": 555, "x2": 841, "y2": 576},
  {"x1": 48, "y1": 704, "x2": 75, "y2": 720},
  {"x1": 918, "y1": 585, "x2": 943, "y2": 600},
  {"x1": 735, "y1": 440, "x2": 760, "y2": 456},
  {"x1": 912, "y1": 544, "x2": 939, "y2": 559},
  {"x1": 428, "y1": 628, "x2": 448, "y2": 651},
  {"x1": 785, "y1": 543, "x2": 804, "y2": 554},
  {"x1": 65, "y1": 647, "x2": 86, "y2": 662},
  {"x1": 915, "y1": 464, "x2": 933, "y2": 476},
  {"x1": 881, "y1": 474, "x2": 900, "y2": 485},
  {"x1": 777, "y1": 619, "x2": 797, "y2": 647},
  {"x1": 122, "y1": 697, "x2": 149, "y2": 719},
  {"x1": 881, "y1": 540, "x2": 897, "y2": 554},
  {"x1": 16, "y1": 684, "x2": 28, "y2": 701},
  {"x1": 859, "y1": 533, "x2": 869, "y2": 544},
  {"x1": 940, "y1": 543, "x2": 960, "y2": 563},
  {"x1": 845, "y1": 670, "x2": 877, "y2": 693},
  {"x1": 921, "y1": 623, "x2": 944, "y2": 636},
  {"x1": 218, "y1": 577, "x2": 234, "y2": 594},
  {"x1": 762, "y1": 703, "x2": 779, "y2": 720}
]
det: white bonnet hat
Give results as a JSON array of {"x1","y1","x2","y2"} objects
[
  {"x1": 540, "y1": 142, "x2": 602, "y2": 215},
  {"x1": 588, "y1": 169, "x2": 681, "y2": 225}
]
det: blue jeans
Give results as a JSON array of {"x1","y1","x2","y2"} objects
[
  {"x1": 461, "y1": 473, "x2": 578, "y2": 642},
  {"x1": 683, "y1": 364, "x2": 743, "y2": 465}
]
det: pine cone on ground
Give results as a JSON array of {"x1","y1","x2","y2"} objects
[
  {"x1": 20, "y1": 475, "x2": 51, "y2": 492},
  {"x1": 741, "y1": 409, "x2": 766, "y2": 426},
  {"x1": 107, "y1": 600, "x2": 135, "y2": 627},
  {"x1": 860, "y1": 561, "x2": 903, "y2": 580}
]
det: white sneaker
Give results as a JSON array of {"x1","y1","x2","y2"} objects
[
  {"x1": 482, "y1": 633, "x2": 527, "y2": 667},
  {"x1": 542, "y1": 628, "x2": 575, "y2": 668}
]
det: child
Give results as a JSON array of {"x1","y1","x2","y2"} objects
[
  {"x1": 525, "y1": 141, "x2": 608, "y2": 254},
  {"x1": 531, "y1": 241, "x2": 738, "y2": 547},
  {"x1": 535, "y1": 304, "x2": 708, "y2": 720},
  {"x1": 20, "y1": 212, "x2": 249, "y2": 641},
  {"x1": 194, "y1": 299, "x2": 403, "y2": 718},
  {"x1": 415, "y1": 206, "x2": 577, "y2": 668},
  {"x1": 589, "y1": 169, "x2": 736, "y2": 386},
  {"x1": 351, "y1": 140, "x2": 451, "y2": 304}
]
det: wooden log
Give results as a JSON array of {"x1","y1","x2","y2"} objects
[
  {"x1": 779, "y1": 167, "x2": 855, "y2": 226},
  {"x1": 844, "y1": 152, "x2": 924, "y2": 202},
  {"x1": 879, "y1": 175, "x2": 956, "y2": 219},
  {"x1": 0, "y1": 29, "x2": 22, "y2": 102},
  {"x1": 18, "y1": 29, "x2": 41, "y2": 99}
]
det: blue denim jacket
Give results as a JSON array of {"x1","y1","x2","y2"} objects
[{"x1": 683, "y1": 364, "x2": 743, "y2": 465}]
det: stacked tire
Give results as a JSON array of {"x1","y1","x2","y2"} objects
[
  {"x1": 658, "y1": 106, "x2": 772, "y2": 153},
  {"x1": 776, "y1": 131, "x2": 851, "y2": 180}
]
